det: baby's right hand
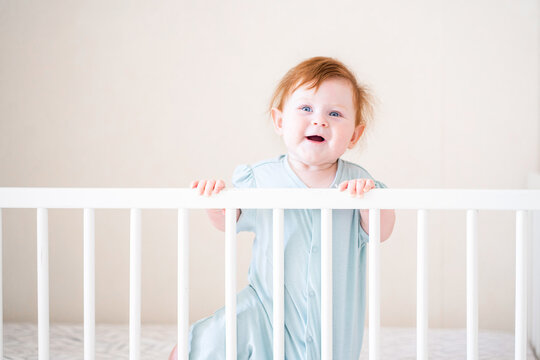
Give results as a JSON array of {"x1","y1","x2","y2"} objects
[{"x1": 190, "y1": 179, "x2": 226, "y2": 196}]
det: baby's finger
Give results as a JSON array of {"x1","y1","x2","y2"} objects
[
  {"x1": 356, "y1": 179, "x2": 367, "y2": 196},
  {"x1": 338, "y1": 181, "x2": 348, "y2": 191},
  {"x1": 214, "y1": 180, "x2": 226, "y2": 194},
  {"x1": 196, "y1": 180, "x2": 206, "y2": 195},
  {"x1": 204, "y1": 179, "x2": 216, "y2": 196},
  {"x1": 348, "y1": 180, "x2": 357, "y2": 195},
  {"x1": 190, "y1": 180, "x2": 198, "y2": 189},
  {"x1": 363, "y1": 179, "x2": 375, "y2": 193}
]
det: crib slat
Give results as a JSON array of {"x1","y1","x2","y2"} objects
[
  {"x1": 0, "y1": 209, "x2": 3, "y2": 360},
  {"x1": 178, "y1": 209, "x2": 189, "y2": 360},
  {"x1": 37, "y1": 208, "x2": 50, "y2": 360},
  {"x1": 84, "y1": 209, "x2": 96, "y2": 360},
  {"x1": 369, "y1": 209, "x2": 381, "y2": 360},
  {"x1": 515, "y1": 210, "x2": 528, "y2": 360},
  {"x1": 225, "y1": 209, "x2": 237, "y2": 360},
  {"x1": 467, "y1": 210, "x2": 478, "y2": 360},
  {"x1": 417, "y1": 209, "x2": 428, "y2": 360},
  {"x1": 321, "y1": 208, "x2": 333, "y2": 360},
  {"x1": 273, "y1": 208, "x2": 284, "y2": 360},
  {"x1": 528, "y1": 210, "x2": 537, "y2": 356},
  {"x1": 130, "y1": 209, "x2": 141, "y2": 360}
]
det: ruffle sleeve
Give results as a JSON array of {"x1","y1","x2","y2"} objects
[{"x1": 231, "y1": 164, "x2": 257, "y2": 233}]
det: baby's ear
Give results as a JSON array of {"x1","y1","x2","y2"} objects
[
  {"x1": 271, "y1": 107, "x2": 284, "y2": 135},
  {"x1": 348, "y1": 125, "x2": 365, "y2": 149}
]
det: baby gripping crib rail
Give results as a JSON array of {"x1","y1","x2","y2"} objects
[{"x1": 0, "y1": 187, "x2": 539, "y2": 360}]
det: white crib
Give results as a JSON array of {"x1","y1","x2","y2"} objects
[{"x1": 0, "y1": 187, "x2": 539, "y2": 360}]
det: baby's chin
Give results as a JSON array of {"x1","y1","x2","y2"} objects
[{"x1": 297, "y1": 147, "x2": 347, "y2": 162}]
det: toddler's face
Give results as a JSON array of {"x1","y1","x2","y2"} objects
[{"x1": 272, "y1": 78, "x2": 363, "y2": 167}]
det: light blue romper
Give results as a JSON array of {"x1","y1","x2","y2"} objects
[{"x1": 188, "y1": 154, "x2": 387, "y2": 360}]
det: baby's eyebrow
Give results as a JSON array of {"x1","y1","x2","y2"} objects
[{"x1": 328, "y1": 104, "x2": 348, "y2": 110}]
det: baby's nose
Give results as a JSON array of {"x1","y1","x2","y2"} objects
[{"x1": 311, "y1": 118, "x2": 328, "y2": 127}]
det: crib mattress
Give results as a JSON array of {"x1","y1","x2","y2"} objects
[{"x1": 4, "y1": 323, "x2": 537, "y2": 359}]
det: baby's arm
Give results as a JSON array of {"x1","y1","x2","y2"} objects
[
  {"x1": 339, "y1": 179, "x2": 396, "y2": 242},
  {"x1": 190, "y1": 179, "x2": 241, "y2": 232}
]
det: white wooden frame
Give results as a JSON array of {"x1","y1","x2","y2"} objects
[{"x1": 0, "y1": 187, "x2": 539, "y2": 360}]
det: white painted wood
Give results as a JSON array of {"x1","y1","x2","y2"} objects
[
  {"x1": 0, "y1": 209, "x2": 3, "y2": 360},
  {"x1": 527, "y1": 210, "x2": 533, "y2": 356},
  {"x1": 321, "y1": 208, "x2": 332, "y2": 360},
  {"x1": 272, "y1": 208, "x2": 284, "y2": 360},
  {"x1": 515, "y1": 210, "x2": 528, "y2": 360},
  {"x1": 37, "y1": 208, "x2": 49, "y2": 360},
  {"x1": 528, "y1": 211, "x2": 540, "y2": 354},
  {"x1": 0, "y1": 188, "x2": 538, "y2": 359},
  {"x1": 417, "y1": 209, "x2": 428, "y2": 360},
  {"x1": 225, "y1": 209, "x2": 237, "y2": 360},
  {"x1": 1, "y1": 188, "x2": 539, "y2": 210},
  {"x1": 369, "y1": 209, "x2": 381, "y2": 360},
  {"x1": 178, "y1": 209, "x2": 189, "y2": 360},
  {"x1": 527, "y1": 173, "x2": 540, "y2": 355},
  {"x1": 130, "y1": 209, "x2": 141, "y2": 360},
  {"x1": 83, "y1": 209, "x2": 95, "y2": 360},
  {"x1": 466, "y1": 210, "x2": 478, "y2": 360}
]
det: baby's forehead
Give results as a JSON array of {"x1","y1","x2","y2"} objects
[
  {"x1": 287, "y1": 78, "x2": 355, "y2": 104},
  {"x1": 292, "y1": 77, "x2": 353, "y2": 93}
]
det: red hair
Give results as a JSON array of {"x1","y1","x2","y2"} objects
[{"x1": 269, "y1": 57, "x2": 373, "y2": 128}]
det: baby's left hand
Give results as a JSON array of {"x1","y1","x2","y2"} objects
[{"x1": 338, "y1": 178, "x2": 375, "y2": 197}]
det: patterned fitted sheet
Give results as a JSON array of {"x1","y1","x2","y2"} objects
[{"x1": 3, "y1": 323, "x2": 537, "y2": 359}]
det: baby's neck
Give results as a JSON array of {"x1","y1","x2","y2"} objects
[{"x1": 287, "y1": 156, "x2": 338, "y2": 188}]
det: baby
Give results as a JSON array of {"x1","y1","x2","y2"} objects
[{"x1": 170, "y1": 56, "x2": 395, "y2": 359}]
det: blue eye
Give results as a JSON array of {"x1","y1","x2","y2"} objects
[
  {"x1": 301, "y1": 105, "x2": 312, "y2": 112},
  {"x1": 329, "y1": 111, "x2": 341, "y2": 117}
]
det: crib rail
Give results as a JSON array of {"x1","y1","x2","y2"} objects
[
  {"x1": 0, "y1": 187, "x2": 539, "y2": 360},
  {"x1": 1, "y1": 188, "x2": 539, "y2": 209}
]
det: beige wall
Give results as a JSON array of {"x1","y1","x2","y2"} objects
[{"x1": 1, "y1": 0, "x2": 538, "y2": 331}]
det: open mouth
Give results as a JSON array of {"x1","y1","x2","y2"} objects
[{"x1": 306, "y1": 135, "x2": 325, "y2": 142}]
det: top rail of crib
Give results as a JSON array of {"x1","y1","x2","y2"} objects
[{"x1": 0, "y1": 187, "x2": 539, "y2": 210}]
